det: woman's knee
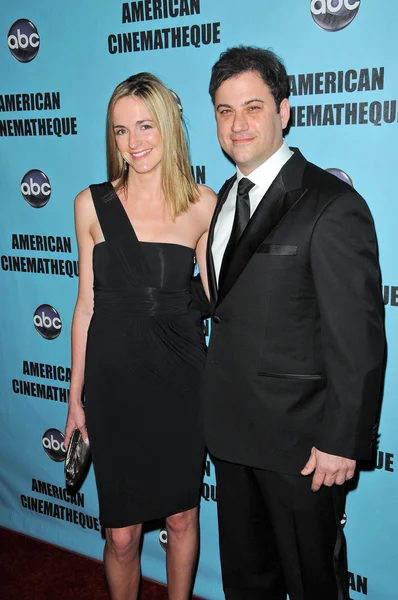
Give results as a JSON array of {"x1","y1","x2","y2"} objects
[
  {"x1": 166, "y1": 507, "x2": 198, "y2": 535},
  {"x1": 106, "y1": 524, "x2": 142, "y2": 557}
]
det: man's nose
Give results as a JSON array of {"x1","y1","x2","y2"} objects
[{"x1": 231, "y1": 111, "x2": 249, "y2": 133}]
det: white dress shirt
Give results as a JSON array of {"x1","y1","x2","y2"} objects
[{"x1": 212, "y1": 141, "x2": 294, "y2": 284}]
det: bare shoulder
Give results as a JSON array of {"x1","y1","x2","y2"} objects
[
  {"x1": 185, "y1": 185, "x2": 216, "y2": 236},
  {"x1": 74, "y1": 187, "x2": 97, "y2": 235},
  {"x1": 74, "y1": 187, "x2": 96, "y2": 219},
  {"x1": 75, "y1": 187, "x2": 93, "y2": 211},
  {"x1": 195, "y1": 184, "x2": 217, "y2": 216},
  {"x1": 198, "y1": 184, "x2": 217, "y2": 203}
]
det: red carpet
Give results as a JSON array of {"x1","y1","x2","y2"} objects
[{"x1": 0, "y1": 527, "x2": 203, "y2": 599}]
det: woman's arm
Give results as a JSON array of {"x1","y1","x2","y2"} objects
[
  {"x1": 64, "y1": 189, "x2": 95, "y2": 448},
  {"x1": 194, "y1": 185, "x2": 217, "y2": 301}
]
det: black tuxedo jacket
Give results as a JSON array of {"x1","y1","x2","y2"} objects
[{"x1": 203, "y1": 148, "x2": 385, "y2": 475}]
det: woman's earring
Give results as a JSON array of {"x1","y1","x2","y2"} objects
[{"x1": 123, "y1": 159, "x2": 128, "y2": 172}]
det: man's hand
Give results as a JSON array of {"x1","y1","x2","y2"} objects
[{"x1": 301, "y1": 447, "x2": 356, "y2": 492}]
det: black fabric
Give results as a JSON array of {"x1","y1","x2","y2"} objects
[
  {"x1": 214, "y1": 458, "x2": 349, "y2": 600},
  {"x1": 219, "y1": 178, "x2": 254, "y2": 288},
  {"x1": 190, "y1": 273, "x2": 212, "y2": 319},
  {"x1": 256, "y1": 243, "x2": 297, "y2": 255},
  {"x1": 204, "y1": 149, "x2": 385, "y2": 472},
  {"x1": 203, "y1": 148, "x2": 384, "y2": 600},
  {"x1": 216, "y1": 173, "x2": 304, "y2": 305},
  {"x1": 85, "y1": 183, "x2": 207, "y2": 528},
  {"x1": 206, "y1": 175, "x2": 237, "y2": 304},
  {"x1": 230, "y1": 177, "x2": 255, "y2": 240}
]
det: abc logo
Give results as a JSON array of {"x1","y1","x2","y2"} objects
[
  {"x1": 310, "y1": 0, "x2": 360, "y2": 31},
  {"x1": 8, "y1": 19, "x2": 40, "y2": 63},
  {"x1": 326, "y1": 168, "x2": 353, "y2": 187},
  {"x1": 21, "y1": 170, "x2": 51, "y2": 208},
  {"x1": 159, "y1": 528, "x2": 168, "y2": 551},
  {"x1": 34, "y1": 305, "x2": 62, "y2": 340},
  {"x1": 42, "y1": 429, "x2": 67, "y2": 462}
]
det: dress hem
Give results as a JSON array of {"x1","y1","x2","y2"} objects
[{"x1": 100, "y1": 499, "x2": 201, "y2": 529}]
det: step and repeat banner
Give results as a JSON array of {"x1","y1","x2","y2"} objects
[{"x1": 1, "y1": 2, "x2": 397, "y2": 599}]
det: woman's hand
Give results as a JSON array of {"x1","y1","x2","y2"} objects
[{"x1": 64, "y1": 401, "x2": 88, "y2": 449}]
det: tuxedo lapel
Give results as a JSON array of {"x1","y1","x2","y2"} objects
[
  {"x1": 217, "y1": 149, "x2": 307, "y2": 305},
  {"x1": 207, "y1": 175, "x2": 236, "y2": 305}
]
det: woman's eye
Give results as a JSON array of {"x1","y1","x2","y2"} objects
[{"x1": 115, "y1": 129, "x2": 125, "y2": 135}]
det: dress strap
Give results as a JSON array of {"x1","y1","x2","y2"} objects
[
  {"x1": 89, "y1": 182, "x2": 151, "y2": 286},
  {"x1": 89, "y1": 182, "x2": 118, "y2": 242}
]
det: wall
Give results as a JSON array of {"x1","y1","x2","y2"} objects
[{"x1": 1, "y1": 2, "x2": 396, "y2": 598}]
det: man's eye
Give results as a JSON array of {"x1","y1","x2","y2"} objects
[{"x1": 248, "y1": 105, "x2": 260, "y2": 111}]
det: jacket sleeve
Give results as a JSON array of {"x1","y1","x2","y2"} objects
[{"x1": 310, "y1": 190, "x2": 386, "y2": 460}]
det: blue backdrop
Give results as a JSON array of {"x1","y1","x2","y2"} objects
[{"x1": 1, "y1": 2, "x2": 397, "y2": 598}]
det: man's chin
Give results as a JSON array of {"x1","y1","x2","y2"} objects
[
  {"x1": 236, "y1": 156, "x2": 258, "y2": 173},
  {"x1": 231, "y1": 151, "x2": 255, "y2": 168}
]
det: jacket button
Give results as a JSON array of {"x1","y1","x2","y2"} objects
[{"x1": 212, "y1": 315, "x2": 221, "y2": 324}]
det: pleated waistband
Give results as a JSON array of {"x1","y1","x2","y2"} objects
[{"x1": 93, "y1": 286, "x2": 191, "y2": 316}]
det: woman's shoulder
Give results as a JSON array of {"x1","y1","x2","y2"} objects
[
  {"x1": 75, "y1": 180, "x2": 115, "y2": 209},
  {"x1": 196, "y1": 184, "x2": 217, "y2": 214},
  {"x1": 185, "y1": 184, "x2": 216, "y2": 230},
  {"x1": 197, "y1": 183, "x2": 216, "y2": 199},
  {"x1": 74, "y1": 186, "x2": 93, "y2": 210},
  {"x1": 74, "y1": 186, "x2": 99, "y2": 226}
]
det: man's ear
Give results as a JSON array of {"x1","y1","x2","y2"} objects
[{"x1": 280, "y1": 98, "x2": 290, "y2": 130}]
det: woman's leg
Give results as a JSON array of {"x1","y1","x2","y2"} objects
[
  {"x1": 104, "y1": 524, "x2": 142, "y2": 600},
  {"x1": 165, "y1": 506, "x2": 199, "y2": 600}
]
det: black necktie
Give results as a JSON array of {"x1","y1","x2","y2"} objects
[{"x1": 219, "y1": 177, "x2": 255, "y2": 284}]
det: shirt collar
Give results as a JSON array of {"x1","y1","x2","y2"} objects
[{"x1": 236, "y1": 140, "x2": 293, "y2": 190}]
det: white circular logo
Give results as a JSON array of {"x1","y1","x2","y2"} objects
[
  {"x1": 34, "y1": 305, "x2": 62, "y2": 340},
  {"x1": 21, "y1": 170, "x2": 51, "y2": 208},
  {"x1": 310, "y1": 0, "x2": 360, "y2": 31},
  {"x1": 159, "y1": 528, "x2": 168, "y2": 551},
  {"x1": 42, "y1": 428, "x2": 67, "y2": 461},
  {"x1": 8, "y1": 19, "x2": 40, "y2": 62},
  {"x1": 326, "y1": 168, "x2": 353, "y2": 187}
]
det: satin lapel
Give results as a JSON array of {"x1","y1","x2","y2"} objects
[
  {"x1": 206, "y1": 175, "x2": 236, "y2": 305},
  {"x1": 217, "y1": 152, "x2": 307, "y2": 305}
]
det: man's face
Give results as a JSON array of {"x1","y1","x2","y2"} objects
[{"x1": 214, "y1": 70, "x2": 290, "y2": 175}]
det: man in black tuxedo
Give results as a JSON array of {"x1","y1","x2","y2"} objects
[{"x1": 203, "y1": 46, "x2": 385, "y2": 600}]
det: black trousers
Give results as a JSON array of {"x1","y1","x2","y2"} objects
[{"x1": 214, "y1": 458, "x2": 349, "y2": 600}]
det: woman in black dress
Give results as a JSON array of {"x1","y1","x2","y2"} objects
[{"x1": 65, "y1": 73, "x2": 216, "y2": 599}]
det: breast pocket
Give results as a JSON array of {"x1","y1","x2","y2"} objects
[
  {"x1": 256, "y1": 243, "x2": 298, "y2": 256},
  {"x1": 253, "y1": 244, "x2": 299, "y2": 271}
]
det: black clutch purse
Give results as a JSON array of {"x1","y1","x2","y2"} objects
[{"x1": 64, "y1": 428, "x2": 91, "y2": 489}]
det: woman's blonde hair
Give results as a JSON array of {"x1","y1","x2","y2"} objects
[{"x1": 106, "y1": 72, "x2": 199, "y2": 219}]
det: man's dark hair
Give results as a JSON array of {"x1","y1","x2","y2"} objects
[{"x1": 209, "y1": 46, "x2": 289, "y2": 112}]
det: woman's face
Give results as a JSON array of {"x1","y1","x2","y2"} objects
[{"x1": 113, "y1": 95, "x2": 163, "y2": 176}]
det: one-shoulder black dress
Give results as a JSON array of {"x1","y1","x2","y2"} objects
[{"x1": 84, "y1": 183, "x2": 207, "y2": 528}]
